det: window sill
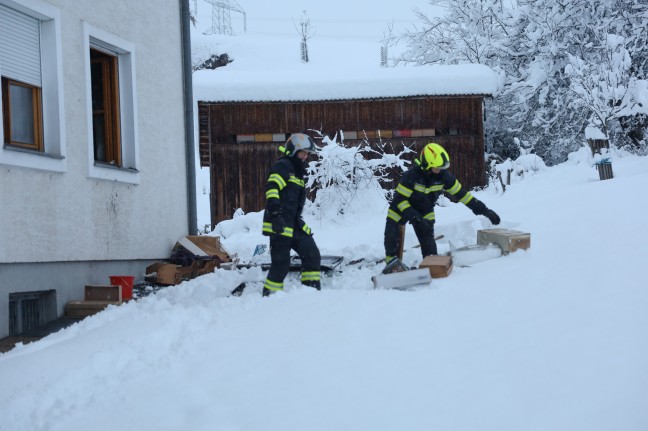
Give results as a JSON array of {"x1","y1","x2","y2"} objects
[
  {"x1": 88, "y1": 161, "x2": 140, "y2": 184},
  {"x1": 0, "y1": 144, "x2": 67, "y2": 172},
  {"x1": 3, "y1": 145, "x2": 65, "y2": 160},
  {"x1": 93, "y1": 161, "x2": 139, "y2": 173}
]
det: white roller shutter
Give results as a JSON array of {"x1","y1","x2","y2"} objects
[{"x1": 0, "y1": 4, "x2": 42, "y2": 87}]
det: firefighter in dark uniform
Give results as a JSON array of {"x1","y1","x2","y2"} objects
[
  {"x1": 262, "y1": 133, "x2": 321, "y2": 296},
  {"x1": 383, "y1": 143, "x2": 501, "y2": 273}
]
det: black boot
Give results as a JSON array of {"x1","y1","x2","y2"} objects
[
  {"x1": 230, "y1": 283, "x2": 246, "y2": 297},
  {"x1": 382, "y1": 257, "x2": 408, "y2": 274},
  {"x1": 302, "y1": 280, "x2": 321, "y2": 291}
]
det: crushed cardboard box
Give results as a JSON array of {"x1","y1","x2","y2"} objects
[{"x1": 145, "y1": 236, "x2": 232, "y2": 285}]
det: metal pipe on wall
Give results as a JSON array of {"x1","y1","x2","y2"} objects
[{"x1": 180, "y1": 0, "x2": 198, "y2": 235}]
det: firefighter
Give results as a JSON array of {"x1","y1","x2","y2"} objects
[
  {"x1": 262, "y1": 133, "x2": 321, "y2": 296},
  {"x1": 383, "y1": 143, "x2": 501, "y2": 273}
]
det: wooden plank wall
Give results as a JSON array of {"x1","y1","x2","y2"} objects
[
  {"x1": 203, "y1": 96, "x2": 486, "y2": 226},
  {"x1": 210, "y1": 136, "x2": 484, "y2": 226},
  {"x1": 203, "y1": 97, "x2": 483, "y2": 139}
]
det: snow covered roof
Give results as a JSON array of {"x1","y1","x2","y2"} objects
[{"x1": 193, "y1": 63, "x2": 502, "y2": 103}]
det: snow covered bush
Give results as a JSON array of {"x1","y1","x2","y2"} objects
[
  {"x1": 304, "y1": 132, "x2": 413, "y2": 222},
  {"x1": 212, "y1": 208, "x2": 261, "y2": 239},
  {"x1": 488, "y1": 152, "x2": 547, "y2": 193}
]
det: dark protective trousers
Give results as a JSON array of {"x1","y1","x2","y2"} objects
[
  {"x1": 384, "y1": 219, "x2": 438, "y2": 258},
  {"x1": 267, "y1": 229, "x2": 321, "y2": 286}
]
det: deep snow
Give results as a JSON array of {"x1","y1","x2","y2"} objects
[
  {"x1": 2, "y1": 1, "x2": 648, "y2": 429},
  {"x1": 1, "y1": 148, "x2": 647, "y2": 431}
]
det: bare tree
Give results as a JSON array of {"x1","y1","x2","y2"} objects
[
  {"x1": 294, "y1": 10, "x2": 314, "y2": 63},
  {"x1": 381, "y1": 21, "x2": 398, "y2": 67}
]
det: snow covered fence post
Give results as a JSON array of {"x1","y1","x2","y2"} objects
[
  {"x1": 595, "y1": 160, "x2": 614, "y2": 181},
  {"x1": 587, "y1": 138, "x2": 614, "y2": 181}
]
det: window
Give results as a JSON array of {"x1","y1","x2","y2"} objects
[
  {"x1": 84, "y1": 23, "x2": 139, "y2": 184},
  {"x1": 1, "y1": 77, "x2": 43, "y2": 151},
  {"x1": 0, "y1": 1, "x2": 65, "y2": 172},
  {"x1": 90, "y1": 48, "x2": 121, "y2": 165}
]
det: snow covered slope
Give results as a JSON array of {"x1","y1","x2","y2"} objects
[{"x1": 1, "y1": 149, "x2": 647, "y2": 431}]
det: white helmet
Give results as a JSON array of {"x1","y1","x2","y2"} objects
[{"x1": 279, "y1": 133, "x2": 317, "y2": 157}]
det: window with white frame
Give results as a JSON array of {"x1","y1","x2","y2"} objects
[
  {"x1": 84, "y1": 23, "x2": 139, "y2": 184},
  {"x1": 0, "y1": 1, "x2": 65, "y2": 172}
]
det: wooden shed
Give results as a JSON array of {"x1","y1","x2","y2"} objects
[{"x1": 195, "y1": 64, "x2": 500, "y2": 227}]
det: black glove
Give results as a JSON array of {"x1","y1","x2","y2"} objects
[
  {"x1": 410, "y1": 215, "x2": 432, "y2": 230},
  {"x1": 271, "y1": 216, "x2": 286, "y2": 235},
  {"x1": 267, "y1": 208, "x2": 286, "y2": 236},
  {"x1": 484, "y1": 209, "x2": 501, "y2": 225}
]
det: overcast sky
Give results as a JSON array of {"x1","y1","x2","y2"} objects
[{"x1": 195, "y1": 0, "x2": 438, "y2": 41}]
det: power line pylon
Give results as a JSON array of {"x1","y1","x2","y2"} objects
[{"x1": 203, "y1": 0, "x2": 246, "y2": 35}]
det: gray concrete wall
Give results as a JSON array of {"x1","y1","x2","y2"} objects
[{"x1": 0, "y1": 259, "x2": 155, "y2": 338}]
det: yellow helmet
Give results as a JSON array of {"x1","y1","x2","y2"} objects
[{"x1": 419, "y1": 143, "x2": 450, "y2": 170}]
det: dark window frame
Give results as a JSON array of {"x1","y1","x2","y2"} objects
[
  {"x1": 1, "y1": 76, "x2": 43, "y2": 152},
  {"x1": 90, "y1": 48, "x2": 121, "y2": 166}
]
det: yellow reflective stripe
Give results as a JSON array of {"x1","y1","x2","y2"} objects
[
  {"x1": 446, "y1": 180, "x2": 461, "y2": 195},
  {"x1": 388, "y1": 209, "x2": 402, "y2": 222},
  {"x1": 263, "y1": 222, "x2": 294, "y2": 237},
  {"x1": 424, "y1": 212, "x2": 435, "y2": 221},
  {"x1": 289, "y1": 175, "x2": 305, "y2": 187},
  {"x1": 301, "y1": 271, "x2": 320, "y2": 282},
  {"x1": 266, "y1": 189, "x2": 280, "y2": 199},
  {"x1": 426, "y1": 185, "x2": 444, "y2": 193},
  {"x1": 414, "y1": 183, "x2": 426, "y2": 193},
  {"x1": 395, "y1": 184, "x2": 413, "y2": 198},
  {"x1": 264, "y1": 278, "x2": 284, "y2": 291},
  {"x1": 460, "y1": 193, "x2": 474, "y2": 204},
  {"x1": 269, "y1": 173, "x2": 287, "y2": 190},
  {"x1": 302, "y1": 224, "x2": 311, "y2": 235},
  {"x1": 397, "y1": 200, "x2": 411, "y2": 212}
]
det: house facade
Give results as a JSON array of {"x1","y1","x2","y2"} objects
[{"x1": 0, "y1": 0, "x2": 195, "y2": 338}]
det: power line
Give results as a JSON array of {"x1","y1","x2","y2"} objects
[
  {"x1": 242, "y1": 17, "x2": 415, "y2": 24},
  {"x1": 244, "y1": 30, "x2": 383, "y2": 40}
]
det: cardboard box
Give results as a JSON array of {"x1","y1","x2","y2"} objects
[
  {"x1": 477, "y1": 229, "x2": 531, "y2": 254},
  {"x1": 145, "y1": 260, "x2": 218, "y2": 286},
  {"x1": 173, "y1": 235, "x2": 231, "y2": 263},
  {"x1": 84, "y1": 285, "x2": 122, "y2": 302},
  {"x1": 192, "y1": 260, "x2": 218, "y2": 277},
  {"x1": 419, "y1": 255, "x2": 453, "y2": 278},
  {"x1": 146, "y1": 262, "x2": 182, "y2": 285}
]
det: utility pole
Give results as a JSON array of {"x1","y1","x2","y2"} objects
[{"x1": 203, "y1": 0, "x2": 246, "y2": 36}]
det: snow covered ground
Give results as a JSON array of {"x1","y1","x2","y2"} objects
[
  {"x1": 2, "y1": 2, "x2": 647, "y2": 429},
  {"x1": 1, "y1": 147, "x2": 647, "y2": 431}
]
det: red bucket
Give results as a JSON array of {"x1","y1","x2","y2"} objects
[{"x1": 109, "y1": 276, "x2": 134, "y2": 301}]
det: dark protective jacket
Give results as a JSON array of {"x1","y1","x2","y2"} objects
[
  {"x1": 387, "y1": 165, "x2": 488, "y2": 224},
  {"x1": 262, "y1": 156, "x2": 312, "y2": 237}
]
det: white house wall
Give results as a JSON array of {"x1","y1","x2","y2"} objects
[
  {"x1": 0, "y1": 0, "x2": 190, "y2": 338},
  {"x1": 0, "y1": 0, "x2": 188, "y2": 263}
]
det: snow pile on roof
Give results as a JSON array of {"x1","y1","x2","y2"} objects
[
  {"x1": 194, "y1": 62, "x2": 502, "y2": 102},
  {"x1": 191, "y1": 34, "x2": 502, "y2": 102}
]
